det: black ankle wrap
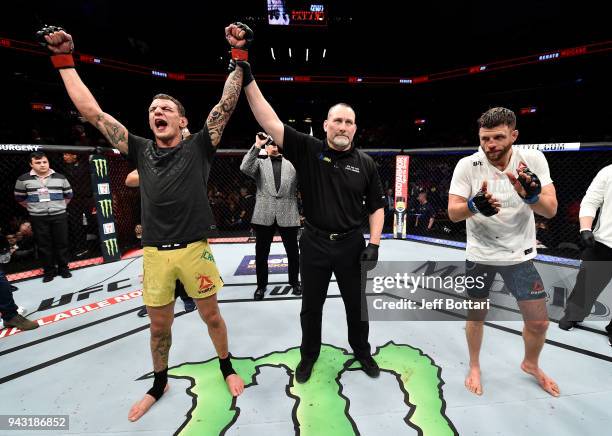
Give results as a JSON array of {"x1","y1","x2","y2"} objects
[
  {"x1": 146, "y1": 368, "x2": 168, "y2": 401},
  {"x1": 219, "y1": 354, "x2": 236, "y2": 379}
]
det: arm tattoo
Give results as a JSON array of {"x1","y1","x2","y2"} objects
[
  {"x1": 151, "y1": 330, "x2": 172, "y2": 372},
  {"x1": 207, "y1": 68, "x2": 243, "y2": 146},
  {"x1": 96, "y1": 113, "x2": 127, "y2": 152}
]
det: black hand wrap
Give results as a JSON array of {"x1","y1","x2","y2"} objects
[
  {"x1": 468, "y1": 190, "x2": 498, "y2": 217},
  {"x1": 230, "y1": 22, "x2": 254, "y2": 61},
  {"x1": 580, "y1": 230, "x2": 595, "y2": 248},
  {"x1": 228, "y1": 59, "x2": 254, "y2": 87},
  {"x1": 518, "y1": 167, "x2": 542, "y2": 203}
]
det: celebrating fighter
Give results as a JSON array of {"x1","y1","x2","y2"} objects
[{"x1": 37, "y1": 23, "x2": 252, "y2": 421}]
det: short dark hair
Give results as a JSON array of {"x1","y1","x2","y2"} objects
[
  {"x1": 29, "y1": 151, "x2": 47, "y2": 162},
  {"x1": 477, "y1": 107, "x2": 516, "y2": 129},
  {"x1": 152, "y1": 93, "x2": 186, "y2": 117}
]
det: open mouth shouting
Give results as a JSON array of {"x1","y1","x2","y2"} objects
[{"x1": 154, "y1": 118, "x2": 169, "y2": 133}]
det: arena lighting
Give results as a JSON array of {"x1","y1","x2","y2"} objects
[
  {"x1": 306, "y1": 47, "x2": 309, "y2": 62},
  {"x1": 31, "y1": 102, "x2": 53, "y2": 112},
  {"x1": 271, "y1": 47, "x2": 276, "y2": 60},
  {"x1": 289, "y1": 47, "x2": 292, "y2": 58},
  {"x1": 520, "y1": 107, "x2": 537, "y2": 115},
  {"x1": 1, "y1": 37, "x2": 610, "y2": 85}
]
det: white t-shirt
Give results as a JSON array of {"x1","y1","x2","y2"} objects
[
  {"x1": 580, "y1": 164, "x2": 612, "y2": 248},
  {"x1": 449, "y1": 147, "x2": 553, "y2": 262}
]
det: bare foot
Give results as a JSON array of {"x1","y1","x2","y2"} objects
[
  {"x1": 521, "y1": 362, "x2": 560, "y2": 397},
  {"x1": 128, "y1": 384, "x2": 169, "y2": 422},
  {"x1": 465, "y1": 366, "x2": 483, "y2": 396},
  {"x1": 226, "y1": 374, "x2": 245, "y2": 397}
]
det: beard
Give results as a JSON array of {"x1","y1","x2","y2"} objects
[
  {"x1": 332, "y1": 135, "x2": 351, "y2": 149},
  {"x1": 485, "y1": 144, "x2": 512, "y2": 163}
]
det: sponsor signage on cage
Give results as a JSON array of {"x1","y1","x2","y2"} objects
[
  {"x1": 393, "y1": 155, "x2": 410, "y2": 239},
  {"x1": 514, "y1": 143, "x2": 581, "y2": 152},
  {"x1": 89, "y1": 154, "x2": 121, "y2": 262},
  {"x1": 0, "y1": 144, "x2": 42, "y2": 152},
  {"x1": 235, "y1": 255, "x2": 289, "y2": 275},
  {"x1": 97, "y1": 183, "x2": 110, "y2": 195},
  {"x1": 102, "y1": 222, "x2": 115, "y2": 235}
]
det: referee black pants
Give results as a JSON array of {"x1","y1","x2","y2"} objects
[
  {"x1": 299, "y1": 228, "x2": 370, "y2": 360},
  {"x1": 252, "y1": 222, "x2": 300, "y2": 289},
  {"x1": 564, "y1": 241, "x2": 612, "y2": 322},
  {"x1": 30, "y1": 213, "x2": 69, "y2": 274}
]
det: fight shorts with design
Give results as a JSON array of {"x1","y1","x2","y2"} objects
[
  {"x1": 143, "y1": 240, "x2": 223, "y2": 307},
  {"x1": 465, "y1": 260, "x2": 546, "y2": 301}
]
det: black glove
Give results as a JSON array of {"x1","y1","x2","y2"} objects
[
  {"x1": 468, "y1": 190, "x2": 498, "y2": 217},
  {"x1": 228, "y1": 59, "x2": 254, "y2": 87},
  {"x1": 36, "y1": 25, "x2": 66, "y2": 49},
  {"x1": 360, "y1": 243, "x2": 379, "y2": 262},
  {"x1": 517, "y1": 167, "x2": 542, "y2": 203},
  {"x1": 580, "y1": 230, "x2": 595, "y2": 248},
  {"x1": 228, "y1": 22, "x2": 253, "y2": 61}
]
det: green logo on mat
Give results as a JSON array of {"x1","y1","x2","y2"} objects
[
  {"x1": 92, "y1": 158, "x2": 108, "y2": 178},
  {"x1": 156, "y1": 342, "x2": 457, "y2": 436}
]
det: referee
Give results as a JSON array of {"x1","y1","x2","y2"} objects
[
  {"x1": 234, "y1": 61, "x2": 385, "y2": 383},
  {"x1": 559, "y1": 163, "x2": 612, "y2": 345}
]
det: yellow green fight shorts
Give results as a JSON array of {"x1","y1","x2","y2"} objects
[{"x1": 142, "y1": 239, "x2": 224, "y2": 307}]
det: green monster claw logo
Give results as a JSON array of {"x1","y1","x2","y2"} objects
[
  {"x1": 104, "y1": 238, "x2": 119, "y2": 257},
  {"x1": 201, "y1": 250, "x2": 215, "y2": 262},
  {"x1": 149, "y1": 342, "x2": 457, "y2": 436},
  {"x1": 98, "y1": 199, "x2": 113, "y2": 218},
  {"x1": 93, "y1": 158, "x2": 108, "y2": 178}
]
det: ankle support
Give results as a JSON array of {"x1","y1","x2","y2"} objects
[
  {"x1": 146, "y1": 368, "x2": 168, "y2": 401},
  {"x1": 219, "y1": 354, "x2": 236, "y2": 379}
]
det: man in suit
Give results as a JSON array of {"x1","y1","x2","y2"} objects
[{"x1": 240, "y1": 132, "x2": 301, "y2": 300}]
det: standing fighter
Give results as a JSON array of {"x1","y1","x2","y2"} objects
[
  {"x1": 227, "y1": 27, "x2": 385, "y2": 383},
  {"x1": 559, "y1": 163, "x2": 612, "y2": 345},
  {"x1": 38, "y1": 23, "x2": 252, "y2": 420},
  {"x1": 448, "y1": 107, "x2": 560, "y2": 396}
]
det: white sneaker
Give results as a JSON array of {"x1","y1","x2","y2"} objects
[{"x1": 17, "y1": 306, "x2": 28, "y2": 316}]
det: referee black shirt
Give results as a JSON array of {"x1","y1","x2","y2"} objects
[{"x1": 282, "y1": 125, "x2": 385, "y2": 233}]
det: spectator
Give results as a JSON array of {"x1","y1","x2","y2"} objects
[
  {"x1": 0, "y1": 234, "x2": 38, "y2": 331},
  {"x1": 383, "y1": 188, "x2": 395, "y2": 231},
  {"x1": 238, "y1": 186, "x2": 255, "y2": 228},
  {"x1": 414, "y1": 190, "x2": 436, "y2": 234},
  {"x1": 62, "y1": 152, "x2": 92, "y2": 257},
  {"x1": 14, "y1": 151, "x2": 73, "y2": 282}
]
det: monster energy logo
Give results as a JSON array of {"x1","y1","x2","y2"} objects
[
  {"x1": 104, "y1": 238, "x2": 119, "y2": 257},
  {"x1": 93, "y1": 158, "x2": 108, "y2": 177},
  {"x1": 98, "y1": 199, "x2": 113, "y2": 218}
]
